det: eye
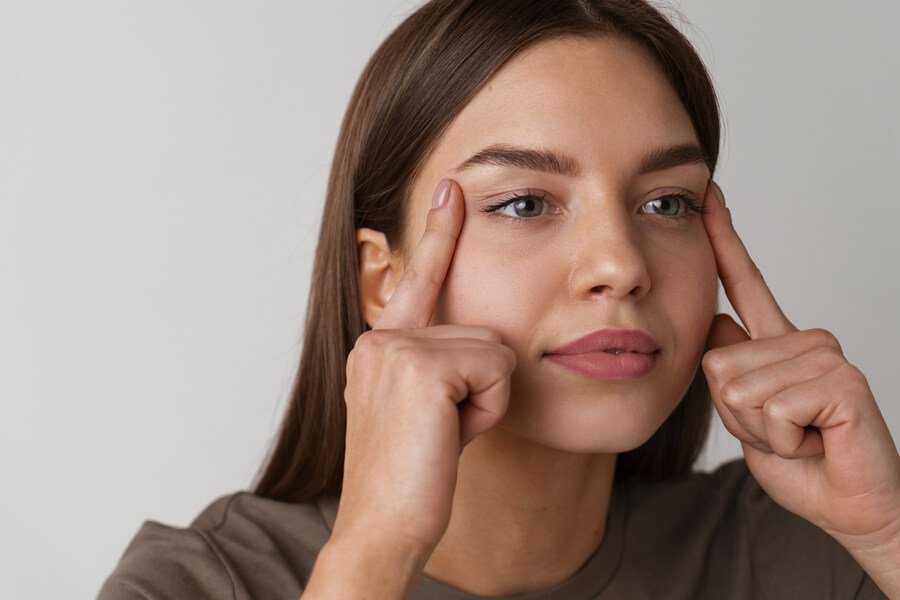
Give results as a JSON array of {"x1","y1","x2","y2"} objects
[
  {"x1": 640, "y1": 192, "x2": 707, "y2": 220},
  {"x1": 480, "y1": 189, "x2": 708, "y2": 224},
  {"x1": 481, "y1": 190, "x2": 553, "y2": 222}
]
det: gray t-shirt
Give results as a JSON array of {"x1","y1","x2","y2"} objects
[{"x1": 97, "y1": 458, "x2": 887, "y2": 599}]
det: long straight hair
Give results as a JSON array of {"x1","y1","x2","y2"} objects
[{"x1": 252, "y1": 0, "x2": 722, "y2": 502}]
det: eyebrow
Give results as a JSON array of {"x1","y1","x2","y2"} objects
[{"x1": 450, "y1": 142, "x2": 711, "y2": 177}]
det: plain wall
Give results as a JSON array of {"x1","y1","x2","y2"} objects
[{"x1": 1, "y1": 1, "x2": 897, "y2": 597}]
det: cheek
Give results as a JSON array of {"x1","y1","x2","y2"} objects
[
  {"x1": 655, "y1": 238, "x2": 717, "y2": 298},
  {"x1": 430, "y1": 228, "x2": 553, "y2": 335},
  {"x1": 648, "y1": 233, "x2": 719, "y2": 351}
]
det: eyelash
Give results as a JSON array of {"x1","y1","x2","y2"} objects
[{"x1": 481, "y1": 190, "x2": 709, "y2": 223}]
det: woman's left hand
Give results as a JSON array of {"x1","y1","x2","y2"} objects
[{"x1": 700, "y1": 179, "x2": 900, "y2": 554}]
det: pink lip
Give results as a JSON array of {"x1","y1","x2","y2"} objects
[
  {"x1": 544, "y1": 351, "x2": 658, "y2": 380},
  {"x1": 546, "y1": 328, "x2": 660, "y2": 355},
  {"x1": 543, "y1": 328, "x2": 660, "y2": 380}
]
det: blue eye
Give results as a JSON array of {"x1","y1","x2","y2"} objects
[{"x1": 481, "y1": 190, "x2": 707, "y2": 223}]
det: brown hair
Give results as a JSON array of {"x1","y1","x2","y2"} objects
[{"x1": 252, "y1": 0, "x2": 721, "y2": 502}]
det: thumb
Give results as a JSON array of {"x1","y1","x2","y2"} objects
[{"x1": 706, "y1": 313, "x2": 750, "y2": 351}]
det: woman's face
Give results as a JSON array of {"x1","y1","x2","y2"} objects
[{"x1": 401, "y1": 35, "x2": 718, "y2": 452}]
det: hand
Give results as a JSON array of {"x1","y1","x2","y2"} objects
[
  {"x1": 333, "y1": 178, "x2": 517, "y2": 556},
  {"x1": 700, "y1": 179, "x2": 900, "y2": 552}
]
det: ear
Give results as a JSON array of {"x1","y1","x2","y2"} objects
[{"x1": 356, "y1": 228, "x2": 404, "y2": 328}]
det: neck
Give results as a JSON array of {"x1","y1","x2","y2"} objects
[{"x1": 422, "y1": 427, "x2": 617, "y2": 596}]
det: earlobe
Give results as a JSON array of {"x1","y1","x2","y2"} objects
[{"x1": 355, "y1": 228, "x2": 403, "y2": 328}]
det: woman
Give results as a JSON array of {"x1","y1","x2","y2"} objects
[{"x1": 99, "y1": 0, "x2": 899, "y2": 598}]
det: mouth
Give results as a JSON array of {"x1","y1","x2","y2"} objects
[
  {"x1": 543, "y1": 349, "x2": 660, "y2": 380},
  {"x1": 547, "y1": 328, "x2": 661, "y2": 356},
  {"x1": 543, "y1": 327, "x2": 661, "y2": 381}
]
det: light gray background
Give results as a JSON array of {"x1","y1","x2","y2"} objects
[{"x1": 1, "y1": 1, "x2": 898, "y2": 598}]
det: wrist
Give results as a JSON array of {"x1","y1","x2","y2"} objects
[
  {"x1": 306, "y1": 532, "x2": 432, "y2": 599},
  {"x1": 836, "y1": 520, "x2": 900, "y2": 598},
  {"x1": 833, "y1": 513, "x2": 900, "y2": 555}
]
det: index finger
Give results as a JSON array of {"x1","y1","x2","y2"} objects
[
  {"x1": 373, "y1": 178, "x2": 463, "y2": 330},
  {"x1": 703, "y1": 180, "x2": 797, "y2": 340}
]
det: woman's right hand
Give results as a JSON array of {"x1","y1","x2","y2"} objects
[{"x1": 331, "y1": 178, "x2": 517, "y2": 558}]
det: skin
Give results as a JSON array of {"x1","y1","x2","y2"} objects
[{"x1": 356, "y1": 34, "x2": 718, "y2": 595}]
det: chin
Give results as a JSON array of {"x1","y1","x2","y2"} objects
[{"x1": 495, "y1": 398, "x2": 677, "y2": 455}]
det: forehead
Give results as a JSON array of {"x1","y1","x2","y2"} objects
[{"x1": 425, "y1": 35, "x2": 697, "y2": 178}]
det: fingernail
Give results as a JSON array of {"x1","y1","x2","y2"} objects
[
  {"x1": 433, "y1": 179, "x2": 451, "y2": 209},
  {"x1": 712, "y1": 180, "x2": 726, "y2": 207}
]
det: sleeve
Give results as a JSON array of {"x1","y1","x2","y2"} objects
[{"x1": 96, "y1": 521, "x2": 236, "y2": 600}]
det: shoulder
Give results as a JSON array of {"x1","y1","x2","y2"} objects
[
  {"x1": 98, "y1": 491, "x2": 336, "y2": 600},
  {"x1": 97, "y1": 492, "x2": 241, "y2": 599}
]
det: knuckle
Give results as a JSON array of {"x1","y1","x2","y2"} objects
[
  {"x1": 701, "y1": 349, "x2": 727, "y2": 375},
  {"x1": 361, "y1": 328, "x2": 391, "y2": 346},
  {"x1": 349, "y1": 330, "x2": 399, "y2": 374},
  {"x1": 762, "y1": 399, "x2": 786, "y2": 421},
  {"x1": 838, "y1": 362, "x2": 870, "y2": 391},
  {"x1": 355, "y1": 329, "x2": 390, "y2": 356},
  {"x1": 719, "y1": 381, "x2": 747, "y2": 409},
  {"x1": 806, "y1": 328, "x2": 843, "y2": 353}
]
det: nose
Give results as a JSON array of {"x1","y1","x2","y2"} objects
[{"x1": 567, "y1": 213, "x2": 652, "y2": 302}]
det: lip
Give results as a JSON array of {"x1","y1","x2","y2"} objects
[
  {"x1": 544, "y1": 351, "x2": 658, "y2": 380},
  {"x1": 546, "y1": 328, "x2": 661, "y2": 355},
  {"x1": 543, "y1": 328, "x2": 660, "y2": 380}
]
